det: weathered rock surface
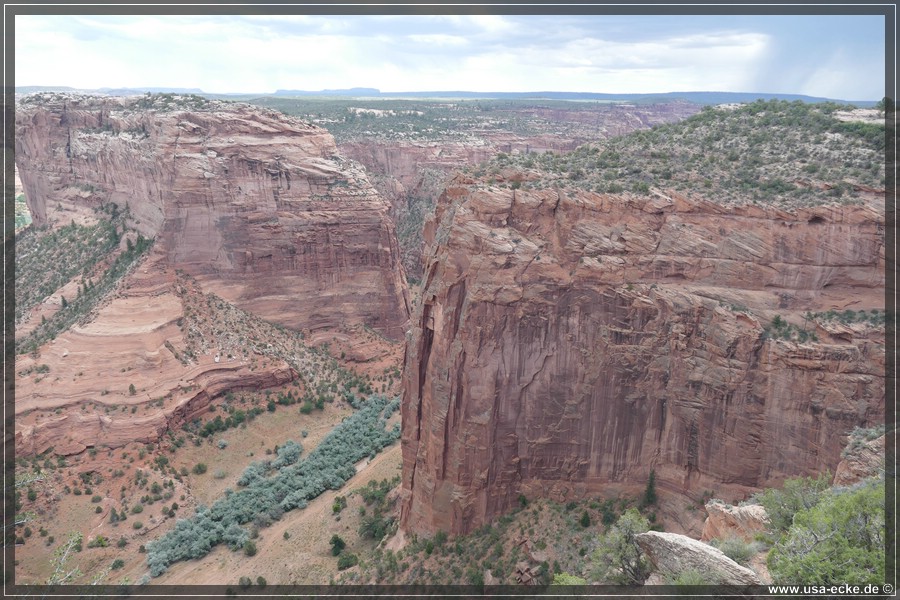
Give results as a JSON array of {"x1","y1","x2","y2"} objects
[
  {"x1": 635, "y1": 531, "x2": 762, "y2": 585},
  {"x1": 15, "y1": 93, "x2": 409, "y2": 339},
  {"x1": 340, "y1": 102, "x2": 702, "y2": 279},
  {"x1": 14, "y1": 251, "x2": 297, "y2": 455},
  {"x1": 833, "y1": 434, "x2": 885, "y2": 486},
  {"x1": 700, "y1": 500, "x2": 769, "y2": 542},
  {"x1": 15, "y1": 93, "x2": 411, "y2": 455},
  {"x1": 400, "y1": 178, "x2": 884, "y2": 536}
]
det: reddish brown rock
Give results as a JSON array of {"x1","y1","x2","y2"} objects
[
  {"x1": 700, "y1": 501, "x2": 769, "y2": 543},
  {"x1": 15, "y1": 93, "x2": 409, "y2": 339},
  {"x1": 399, "y1": 178, "x2": 884, "y2": 536},
  {"x1": 13, "y1": 251, "x2": 298, "y2": 456},
  {"x1": 339, "y1": 102, "x2": 702, "y2": 279},
  {"x1": 15, "y1": 93, "x2": 410, "y2": 456},
  {"x1": 833, "y1": 434, "x2": 885, "y2": 486}
]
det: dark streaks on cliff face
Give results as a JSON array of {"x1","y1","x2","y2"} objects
[
  {"x1": 16, "y1": 93, "x2": 410, "y2": 339},
  {"x1": 400, "y1": 177, "x2": 884, "y2": 536}
]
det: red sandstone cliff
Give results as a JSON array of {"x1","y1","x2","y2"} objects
[
  {"x1": 14, "y1": 93, "x2": 409, "y2": 455},
  {"x1": 15, "y1": 93, "x2": 409, "y2": 339},
  {"x1": 399, "y1": 178, "x2": 884, "y2": 536}
]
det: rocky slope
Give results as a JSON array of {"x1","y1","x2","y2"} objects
[
  {"x1": 16, "y1": 93, "x2": 409, "y2": 339},
  {"x1": 399, "y1": 164, "x2": 885, "y2": 535}
]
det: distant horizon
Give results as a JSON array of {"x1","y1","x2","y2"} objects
[
  {"x1": 14, "y1": 14, "x2": 887, "y2": 101},
  {"x1": 14, "y1": 85, "x2": 881, "y2": 105}
]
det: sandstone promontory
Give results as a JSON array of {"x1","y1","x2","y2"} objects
[
  {"x1": 15, "y1": 93, "x2": 410, "y2": 455},
  {"x1": 16, "y1": 93, "x2": 409, "y2": 339}
]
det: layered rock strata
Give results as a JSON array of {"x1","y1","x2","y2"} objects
[
  {"x1": 15, "y1": 93, "x2": 409, "y2": 339},
  {"x1": 400, "y1": 177, "x2": 885, "y2": 536},
  {"x1": 15, "y1": 93, "x2": 410, "y2": 455},
  {"x1": 339, "y1": 102, "x2": 702, "y2": 279}
]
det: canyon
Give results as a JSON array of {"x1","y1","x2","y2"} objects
[
  {"x1": 16, "y1": 93, "x2": 410, "y2": 339},
  {"x1": 333, "y1": 101, "x2": 702, "y2": 279},
  {"x1": 12, "y1": 93, "x2": 886, "y2": 585}
]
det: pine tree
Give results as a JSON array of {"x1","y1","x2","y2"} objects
[{"x1": 642, "y1": 470, "x2": 657, "y2": 507}]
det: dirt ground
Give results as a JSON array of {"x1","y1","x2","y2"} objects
[{"x1": 13, "y1": 380, "x2": 401, "y2": 587}]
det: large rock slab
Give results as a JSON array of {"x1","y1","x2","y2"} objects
[
  {"x1": 636, "y1": 531, "x2": 761, "y2": 585},
  {"x1": 701, "y1": 500, "x2": 769, "y2": 542}
]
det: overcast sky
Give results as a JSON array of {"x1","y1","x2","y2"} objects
[{"x1": 14, "y1": 13, "x2": 887, "y2": 100}]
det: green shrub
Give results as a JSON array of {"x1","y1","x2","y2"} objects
[
  {"x1": 755, "y1": 472, "x2": 831, "y2": 533},
  {"x1": 337, "y1": 553, "x2": 358, "y2": 570},
  {"x1": 768, "y1": 479, "x2": 884, "y2": 585},
  {"x1": 330, "y1": 534, "x2": 346, "y2": 556},
  {"x1": 711, "y1": 536, "x2": 755, "y2": 566},
  {"x1": 580, "y1": 511, "x2": 591, "y2": 528},
  {"x1": 552, "y1": 572, "x2": 587, "y2": 585},
  {"x1": 642, "y1": 470, "x2": 657, "y2": 507},
  {"x1": 589, "y1": 508, "x2": 651, "y2": 584},
  {"x1": 243, "y1": 540, "x2": 257, "y2": 557},
  {"x1": 668, "y1": 568, "x2": 715, "y2": 585}
]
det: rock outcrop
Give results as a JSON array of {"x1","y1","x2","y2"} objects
[
  {"x1": 833, "y1": 433, "x2": 886, "y2": 486},
  {"x1": 700, "y1": 501, "x2": 769, "y2": 542},
  {"x1": 15, "y1": 93, "x2": 409, "y2": 339},
  {"x1": 399, "y1": 177, "x2": 885, "y2": 536},
  {"x1": 635, "y1": 531, "x2": 762, "y2": 585}
]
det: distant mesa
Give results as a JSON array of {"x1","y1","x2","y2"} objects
[
  {"x1": 14, "y1": 86, "x2": 879, "y2": 106},
  {"x1": 274, "y1": 87, "x2": 382, "y2": 96}
]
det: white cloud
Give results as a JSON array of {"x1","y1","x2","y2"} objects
[{"x1": 13, "y1": 14, "x2": 884, "y2": 98}]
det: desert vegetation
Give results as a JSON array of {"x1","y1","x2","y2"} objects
[
  {"x1": 15, "y1": 203, "x2": 123, "y2": 323},
  {"x1": 470, "y1": 100, "x2": 884, "y2": 208},
  {"x1": 146, "y1": 394, "x2": 399, "y2": 576},
  {"x1": 15, "y1": 192, "x2": 32, "y2": 229},
  {"x1": 756, "y1": 473, "x2": 885, "y2": 585},
  {"x1": 344, "y1": 486, "x2": 663, "y2": 586}
]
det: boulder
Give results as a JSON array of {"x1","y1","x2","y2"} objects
[{"x1": 635, "y1": 531, "x2": 761, "y2": 586}]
